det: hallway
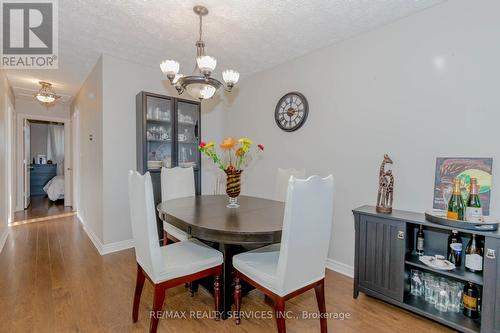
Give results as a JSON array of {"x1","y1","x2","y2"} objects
[
  {"x1": 13, "y1": 196, "x2": 74, "y2": 224},
  {"x1": 0, "y1": 216, "x2": 452, "y2": 333}
]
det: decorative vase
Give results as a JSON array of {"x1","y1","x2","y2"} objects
[{"x1": 225, "y1": 168, "x2": 242, "y2": 208}]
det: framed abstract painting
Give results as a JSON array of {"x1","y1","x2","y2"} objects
[{"x1": 433, "y1": 157, "x2": 493, "y2": 215}]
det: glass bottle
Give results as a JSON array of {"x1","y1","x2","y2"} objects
[
  {"x1": 447, "y1": 230, "x2": 462, "y2": 266},
  {"x1": 463, "y1": 282, "x2": 479, "y2": 319},
  {"x1": 465, "y1": 178, "x2": 482, "y2": 222},
  {"x1": 465, "y1": 234, "x2": 483, "y2": 273},
  {"x1": 416, "y1": 225, "x2": 424, "y2": 256},
  {"x1": 447, "y1": 178, "x2": 465, "y2": 221}
]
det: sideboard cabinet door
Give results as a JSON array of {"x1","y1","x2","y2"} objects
[
  {"x1": 357, "y1": 215, "x2": 405, "y2": 302},
  {"x1": 482, "y1": 237, "x2": 500, "y2": 333}
]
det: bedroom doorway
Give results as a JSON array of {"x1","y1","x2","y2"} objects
[{"x1": 12, "y1": 116, "x2": 75, "y2": 225}]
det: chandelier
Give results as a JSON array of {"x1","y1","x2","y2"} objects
[
  {"x1": 34, "y1": 81, "x2": 60, "y2": 105},
  {"x1": 160, "y1": 5, "x2": 239, "y2": 100}
]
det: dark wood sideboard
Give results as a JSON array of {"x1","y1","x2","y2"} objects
[{"x1": 353, "y1": 205, "x2": 500, "y2": 333}]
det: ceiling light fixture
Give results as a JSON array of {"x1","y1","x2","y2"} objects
[
  {"x1": 34, "y1": 81, "x2": 61, "y2": 105},
  {"x1": 160, "y1": 5, "x2": 239, "y2": 100}
]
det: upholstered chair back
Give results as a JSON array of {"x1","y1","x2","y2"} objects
[
  {"x1": 128, "y1": 171, "x2": 163, "y2": 281},
  {"x1": 276, "y1": 175, "x2": 334, "y2": 295},
  {"x1": 273, "y1": 168, "x2": 306, "y2": 202},
  {"x1": 161, "y1": 167, "x2": 195, "y2": 202}
]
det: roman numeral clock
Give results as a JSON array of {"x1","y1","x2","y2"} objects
[{"x1": 274, "y1": 92, "x2": 309, "y2": 132}]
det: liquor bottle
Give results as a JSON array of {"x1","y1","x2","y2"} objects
[
  {"x1": 466, "y1": 178, "x2": 482, "y2": 222},
  {"x1": 447, "y1": 178, "x2": 465, "y2": 220},
  {"x1": 447, "y1": 230, "x2": 462, "y2": 266},
  {"x1": 416, "y1": 225, "x2": 424, "y2": 256},
  {"x1": 463, "y1": 282, "x2": 480, "y2": 319},
  {"x1": 465, "y1": 234, "x2": 483, "y2": 273}
]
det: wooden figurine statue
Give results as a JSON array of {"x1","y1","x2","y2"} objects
[{"x1": 376, "y1": 154, "x2": 394, "y2": 214}]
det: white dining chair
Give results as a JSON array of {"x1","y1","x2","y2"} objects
[
  {"x1": 273, "y1": 168, "x2": 306, "y2": 202},
  {"x1": 161, "y1": 167, "x2": 195, "y2": 244},
  {"x1": 128, "y1": 171, "x2": 223, "y2": 333},
  {"x1": 233, "y1": 175, "x2": 334, "y2": 333}
]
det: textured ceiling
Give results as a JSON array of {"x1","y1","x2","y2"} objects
[{"x1": 6, "y1": 0, "x2": 446, "y2": 103}]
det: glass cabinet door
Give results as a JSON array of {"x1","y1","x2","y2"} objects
[
  {"x1": 146, "y1": 96, "x2": 173, "y2": 171},
  {"x1": 177, "y1": 101, "x2": 200, "y2": 170}
]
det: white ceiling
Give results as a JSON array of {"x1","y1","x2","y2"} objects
[{"x1": 6, "y1": 0, "x2": 446, "y2": 103}]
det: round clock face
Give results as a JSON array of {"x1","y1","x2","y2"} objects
[{"x1": 274, "y1": 92, "x2": 309, "y2": 132}]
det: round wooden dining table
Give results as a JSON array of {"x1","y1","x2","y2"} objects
[{"x1": 157, "y1": 195, "x2": 284, "y2": 319}]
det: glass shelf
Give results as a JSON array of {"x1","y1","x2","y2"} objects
[
  {"x1": 147, "y1": 118, "x2": 171, "y2": 124},
  {"x1": 148, "y1": 139, "x2": 171, "y2": 143},
  {"x1": 178, "y1": 121, "x2": 197, "y2": 126}
]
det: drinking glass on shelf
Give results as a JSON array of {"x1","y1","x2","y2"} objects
[
  {"x1": 448, "y1": 282, "x2": 463, "y2": 313},
  {"x1": 180, "y1": 147, "x2": 187, "y2": 163},
  {"x1": 435, "y1": 282, "x2": 450, "y2": 312},
  {"x1": 410, "y1": 270, "x2": 423, "y2": 297},
  {"x1": 423, "y1": 275, "x2": 437, "y2": 304}
]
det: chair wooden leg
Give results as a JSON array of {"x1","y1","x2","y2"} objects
[
  {"x1": 132, "y1": 265, "x2": 145, "y2": 323},
  {"x1": 274, "y1": 298, "x2": 286, "y2": 333},
  {"x1": 214, "y1": 275, "x2": 221, "y2": 320},
  {"x1": 314, "y1": 279, "x2": 327, "y2": 333},
  {"x1": 162, "y1": 230, "x2": 168, "y2": 246},
  {"x1": 234, "y1": 277, "x2": 242, "y2": 325},
  {"x1": 149, "y1": 285, "x2": 165, "y2": 333},
  {"x1": 189, "y1": 281, "x2": 200, "y2": 296}
]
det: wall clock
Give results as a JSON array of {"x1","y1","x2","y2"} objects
[{"x1": 274, "y1": 92, "x2": 309, "y2": 132}]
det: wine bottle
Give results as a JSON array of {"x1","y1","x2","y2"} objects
[
  {"x1": 463, "y1": 282, "x2": 480, "y2": 319},
  {"x1": 447, "y1": 178, "x2": 465, "y2": 220},
  {"x1": 466, "y1": 178, "x2": 482, "y2": 222},
  {"x1": 465, "y1": 234, "x2": 483, "y2": 273},
  {"x1": 447, "y1": 230, "x2": 462, "y2": 266},
  {"x1": 416, "y1": 225, "x2": 424, "y2": 256}
]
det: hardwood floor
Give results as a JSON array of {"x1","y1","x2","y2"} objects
[
  {"x1": 13, "y1": 196, "x2": 75, "y2": 224},
  {"x1": 0, "y1": 216, "x2": 454, "y2": 333}
]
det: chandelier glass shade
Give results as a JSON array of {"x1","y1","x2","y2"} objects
[
  {"x1": 161, "y1": 6, "x2": 239, "y2": 100},
  {"x1": 34, "y1": 81, "x2": 60, "y2": 105}
]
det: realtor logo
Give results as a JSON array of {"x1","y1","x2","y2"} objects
[{"x1": 1, "y1": 0, "x2": 58, "y2": 68}]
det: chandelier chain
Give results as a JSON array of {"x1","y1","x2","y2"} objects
[{"x1": 199, "y1": 14, "x2": 203, "y2": 42}]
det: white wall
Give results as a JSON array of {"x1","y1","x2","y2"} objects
[
  {"x1": 101, "y1": 54, "x2": 223, "y2": 244},
  {"x1": 30, "y1": 123, "x2": 48, "y2": 161},
  {"x1": 15, "y1": 98, "x2": 70, "y2": 119},
  {"x1": 222, "y1": 0, "x2": 500, "y2": 270},
  {"x1": 0, "y1": 70, "x2": 15, "y2": 252},
  {"x1": 72, "y1": 54, "x2": 223, "y2": 250},
  {"x1": 71, "y1": 57, "x2": 104, "y2": 243},
  {"x1": 14, "y1": 100, "x2": 71, "y2": 211}
]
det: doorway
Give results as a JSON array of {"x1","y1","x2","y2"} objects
[{"x1": 12, "y1": 115, "x2": 75, "y2": 225}]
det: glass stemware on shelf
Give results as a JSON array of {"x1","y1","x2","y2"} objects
[
  {"x1": 147, "y1": 125, "x2": 170, "y2": 141},
  {"x1": 442, "y1": 183, "x2": 453, "y2": 211},
  {"x1": 147, "y1": 106, "x2": 171, "y2": 121},
  {"x1": 178, "y1": 112, "x2": 194, "y2": 124}
]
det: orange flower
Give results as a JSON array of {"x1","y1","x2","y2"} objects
[
  {"x1": 220, "y1": 137, "x2": 237, "y2": 150},
  {"x1": 235, "y1": 148, "x2": 244, "y2": 157}
]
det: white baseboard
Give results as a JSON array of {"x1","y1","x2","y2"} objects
[
  {"x1": 80, "y1": 218, "x2": 104, "y2": 255},
  {"x1": 78, "y1": 216, "x2": 134, "y2": 255},
  {"x1": 101, "y1": 238, "x2": 134, "y2": 255},
  {"x1": 326, "y1": 258, "x2": 354, "y2": 278},
  {"x1": 0, "y1": 229, "x2": 9, "y2": 254}
]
